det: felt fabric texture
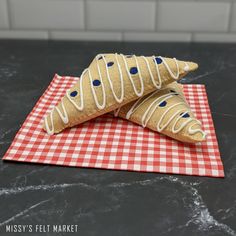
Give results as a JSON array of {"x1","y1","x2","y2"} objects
[
  {"x1": 115, "y1": 82, "x2": 206, "y2": 143},
  {"x1": 42, "y1": 54, "x2": 198, "y2": 134}
]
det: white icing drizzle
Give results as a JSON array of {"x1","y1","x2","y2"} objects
[
  {"x1": 142, "y1": 56, "x2": 161, "y2": 89},
  {"x1": 113, "y1": 106, "x2": 122, "y2": 117},
  {"x1": 101, "y1": 53, "x2": 124, "y2": 103},
  {"x1": 115, "y1": 88, "x2": 207, "y2": 139},
  {"x1": 55, "y1": 103, "x2": 68, "y2": 124},
  {"x1": 88, "y1": 68, "x2": 106, "y2": 109},
  {"x1": 184, "y1": 62, "x2": 190, "y2": 72},
  {"x1": 121, "y1": 54, "x2": 144, "y2": 97},
  {"x1": 44, "y1": 53, "x2": 184, "y2": 134},
  {"x1": 44, "y1": 109, "x2": 55, "y2": 135}
]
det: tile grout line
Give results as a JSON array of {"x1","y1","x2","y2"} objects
[
  {"x1": 121, "y1": 31, "x2": 124, "y2": 42},
  {"x1": 5, "y1": 0, "x2": 12, "y2": 29},
  {"x1": 83, "y1": 0, "x2": 87, "y2": 31},
  {"x1": 154, "y1": 0, "x2": 158, "y2": 32},
  {"x1": 48, "y1": 30, "x2": 52, "y2": 40},
  {"x1": 190, "y1": 33, "x2": 194, "y2": 42},
  {"x1": 227, "y1": 1, "x2": 233, "y2": 32}
]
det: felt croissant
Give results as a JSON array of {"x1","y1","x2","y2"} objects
[
  {"x1": 43, "y1": 53, "x2": 198, "y2": 135},
  {"x1": 114, "y1": 82, "x2": 206, "y2": 143}
]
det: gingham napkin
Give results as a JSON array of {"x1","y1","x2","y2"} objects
[{"x1": 3, "y1": 74, "x2": 224, "y2": 177}]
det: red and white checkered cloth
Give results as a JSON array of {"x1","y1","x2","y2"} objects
[{"x1": 3, "y1": 74, "x2": 224, "y2": 177}]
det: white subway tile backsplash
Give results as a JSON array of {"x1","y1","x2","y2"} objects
[
  {"x1": 193, "y1": 33, "x2": 236, "y2": 43},
  {"x1": 0, "y1": 0, "x2": 235, "y2": 42},
  {"x1": 50, "y1": 31, "x2": 122, "y2": 41},
  {"x1": 9, "y1": 0, "x2": 84, "y2": 30},
  {"x1": 86, "y1": 1, "x2": 156, "y2": 31},
  {"x1": 0, "y1": 0, "x2": 9, "y2": 29},
  {"x1": 230, "y1": 3, "x2": 236, "y2": 32},
  {"x1": 0, "y1": 30, "x2": 48, "y2": 39},
  {"x1": 157, "y1": 2, "x2": 230, "y2": 32},
  {"x1": 123, "y1": 32, "x2": 191, "y2": 42}
]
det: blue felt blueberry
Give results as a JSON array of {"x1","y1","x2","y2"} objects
[
  {"x1": 159, "y1": 101, "x2": 167, "y2": 107},
  {"x1": 70, "y1": 91, "x2": 78, "y2": 97},
  {"x1": 155, "y1": 57, "x2": 162, "y2": 64},
  {"x1": 107, "y1": 62, "x2": 114, "y2": 67},
  {"x1": 93, "y1": 79, "x2": 101, "y2": 86},
  {"x1": 180, "y1": 112, "x2": 190, "y2": 118},
  {"x1": 130, "y1": 67, "x2": 138, "y2": 74}
]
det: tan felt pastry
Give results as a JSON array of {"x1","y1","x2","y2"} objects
[
  {"x1": 43, "y1": 53, "x2": 198, "y2": 135},
  {"x1": 114, "y1": 82, "x2": 207, "y2": 143}
]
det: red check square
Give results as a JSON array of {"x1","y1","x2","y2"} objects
[{"x1": 2, "y1": 74, "x2": 224, "y2": 177}]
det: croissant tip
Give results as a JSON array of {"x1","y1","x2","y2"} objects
[
  {"x1": 42, "y1": 117, "x2": 55, "y2": 135},
  {"x1": 184, "y1": 61, "x2": 198, "y2": 72},
  {"x1": 191, "y1": 131, "x2": 207, "y2": 143}
]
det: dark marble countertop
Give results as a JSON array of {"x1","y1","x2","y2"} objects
[{"x1": 0, "y1": 40, "x2": 236, "y2": 236}]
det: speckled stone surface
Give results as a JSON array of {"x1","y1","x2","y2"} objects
[{"x1": 0, "y1": 40, "x2": 236, "y2": 236}]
